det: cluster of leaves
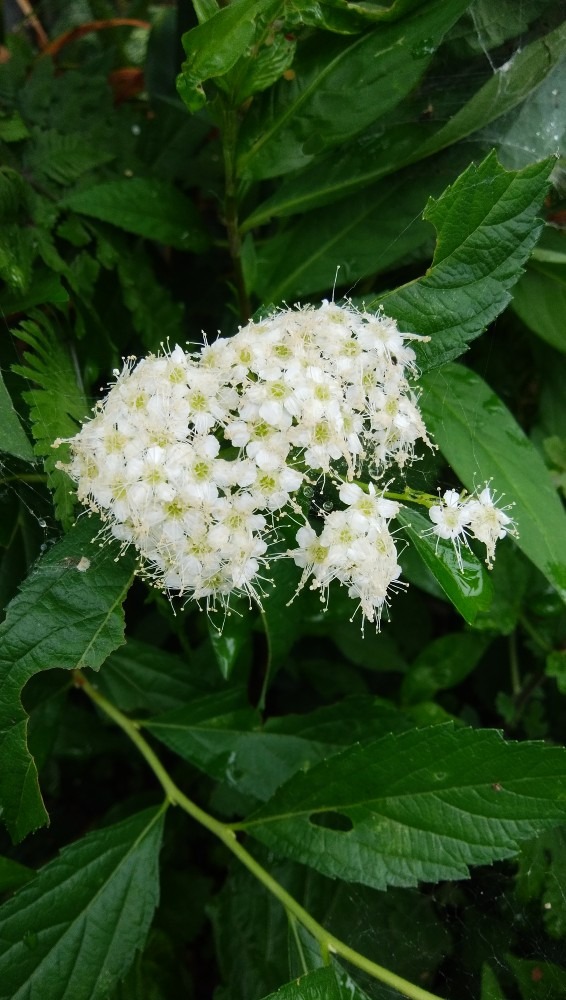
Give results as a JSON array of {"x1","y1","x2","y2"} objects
[{"x1": 1, "y1": 1, "x2": 566, "y2": 999}]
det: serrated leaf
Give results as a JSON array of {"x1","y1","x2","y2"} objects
[
  {"x1": 237, "y1": 0, "x2": 471, "y2": 180},
  {"x1": 0, "y1": 807, "x2": 165, "y2": 1000},
  {"x1": 147, "y1": 695, "x2": 411, "y2": 803},
  {"x1": 396, "y1": 507, "x2": 492, "y2": 624},
  {"x1": 239, "y1": 725, "x2": 566, "y2": 890},
  {"x1": 0, "y1": 369, "x2": 34, "y2": 462},
  {"x1": 12, "y1": 315, "x2": 88, "y2": 528},
  {"x1": 0, "y1": 517, "x2": 135, "y2": 842},
  {"x1": 419, "y1": 363, "x2": 566, "y2": 604},
  {"x1": 176, "y1": 0, "x2": 281, "y2": 112},
  {"x1": 0, "y1": 224, "x2": 35, "y2": 292},
  {"x1": 25, "y1": 128, "x2": 114, "y2": 185},
  {"x1": 0, "y1": 269, "x2": 69, "y2": 315},
  {"x1": 244, "y1": 19, "x2": 566, "y2": 225},
  {"x1": 62, "y1": 179, "x2": 209, "y2": 252},
  {"x1": 373, "y1": 152, "x2": 552, "y2": 371},
  {"x1": 260, "y1": 967, "x2": 342, "y2": 999},
  {"x1": 116, "y1": 243, "x2": 185, "y2": 353}
]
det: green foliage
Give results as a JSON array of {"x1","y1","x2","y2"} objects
[
  {"x1": 0, "y1": 517, "x2": 134, "y2": 840},
  {"x1": 420, "y1": 363, "x2": 566, "y2": 601},
  {"x1": 241, "y1": 726, "x2": 566, "y2": 888},
  {"x1": 0, "y1": 807, "x2": 165, "y2": 1000},
  {"x1": 1, "y1": 2, "x2": 566, "y2": 998},
  {"x1": 12, "y1": 315, "x2": 88, "y2": 527}
]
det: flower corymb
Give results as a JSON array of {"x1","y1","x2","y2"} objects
[{"x1": 54, "y1": 301, "x2": 515, "y2": 625}]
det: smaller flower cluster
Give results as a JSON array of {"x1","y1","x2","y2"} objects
[
  {"x1": 292, "y1": 483, "x2": 404, "y2": 626},
  {"x1": 429, "y1": 486, "x2": 516, "y2": 568}
]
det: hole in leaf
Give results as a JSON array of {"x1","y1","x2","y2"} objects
[{"x1": 309, "y1": 811, "x2": 353, "y2": 832}]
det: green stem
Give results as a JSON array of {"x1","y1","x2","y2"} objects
[
  {"x1": 77, "y1": 672, "x2": 445, "y2": 1000},
  {"x1": 220, "y1": 101, "x2": 251, "y2": 324}
]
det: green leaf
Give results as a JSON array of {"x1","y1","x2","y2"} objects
[
  {"x1": 0, "y1": 269, "x2": 69, "y2": 315},
  {"x1": 62, "y1": 179, "x2": 209, "y2": 252},
  {"x1": 258, "y1": 558, "x2": 308, "y2": 701},
  {"x1": 516, "y1": 827, "x2": 566, "y2": 940},
  {"x1": 25, "y1": 128, "x2": 114, "y2": 185},
  {"x1": 116, "y1": 243, "x2": 185, "y2": 353},
  {"x1": 511, "y1": 261, "x2": 566, "y2": 353},
  {"x1": 0, "y1": 856, "x2": 35, "y2": 895},
  {"x1": 93, "y1": 638, "x2": 199, "y2": 715},
  {"x1": 251, "y1": 159, "x2": 441, "y2": 303},
  {"x1": 396, "y1": 507, "x2": 493, "y2": 625},
  {"x1": 0, "y1": 224, "x2": 35, "y2": 292},
  {"x1": 240, "y1": 725, "x2": 566, "y2": 889},
  {"x1": 145, "y1": 692, "x2": 325, "y2": 803},
  {"x1": 0, "y1": 111, "x2": 30, "y2": 142},
  {"x1": 237, "y1": 0, "x2": 471, "y2": 180},
  {"x1": 0, "y1": 807, "x2": 165, "y2": 1000},
  {"x1": 419, "y1": 363, "x2": 566, "y2": 604},
  {"x1": 12, "y1": 315, "x2": 88, "y2": 528},
  {"x1": 373, "y1": 152, "x2": 552, "y2": 370},
  {"x1": 401, "y1": 632, "x2": 492, "y2": 705},
  {"x1": 0, "y1": 517, "x2": 135, "y2": 842},
  {"x1": 0, "y1": 369, "x2": 34, "y2": 463},
  {"x1": 208, "y1": 598, "x2": 254, "y2": 680},
  {"x1": 259, "y1": 967, "x2": 342, "y2": 999},
  {"x1": 507, "y1": 956, "x2": 566, "y2": 1000},
  {"x1": 481, "y1": 963, "x2": 507, "y2": 1000},
  {"x1": 244, "y1": 19, "x2": 566, "y2": 225},
  {"x1": 176, "y1": 0, "x2": 281, "y2": 112},
  {"x1": 147, "y1": 695, "x2": 411, "y2": 802}
]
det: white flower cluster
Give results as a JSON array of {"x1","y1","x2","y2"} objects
[{"x1": 55, "y1": 301, "x2": 515, "y2": 625}]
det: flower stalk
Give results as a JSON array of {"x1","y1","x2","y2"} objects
[{"x1": 76, "y1": 670, "x2": 445, "y2": 1000}]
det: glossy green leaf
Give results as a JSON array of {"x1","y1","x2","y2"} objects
[
  {"x1": 63, "y1": 179, "x2": 209, "y2": 252},
  {"x1": 285, "y1": 0, "x2": 434, "y2": 34},
  {"x1": 244, "y1": 20, "x2": 566, "y2": 225},
  {"x1": 375, "y1": 152, "x2": 552, "y2": 371},
  {"x1": 401, "y1": 632, "x2": 492, "y2": 705},
  {"x1": 176, "y1": 0, "x2": 281, "y2": 112},
  {"x1": 0, "y1": 517, "x2": 135, "y2": 842},
  {"x1": 237, "y1": 0, "x2": 471, "y2": 180},
  {"x1": 259, "y1": 967, "x2": 341, "y2": 999},
  {"x1": 0, "y1": 807, "x2": 165, "y2": 1000},
  {"x1": 396, "y1": 507, "x2": 492, "y2": 625},
  {"x1": 240, "y1": 725, "x2": 566, "y2": 889},
  {"x1": 420, "y1": 363, "x2": 566, "y2": 603},
  {"x1": 0, "y1": 370, "x2": 34, "y2": 463},
  {"x1": 0, "y1": 857, "x2": 35, "y2": 895},
  {"x1": 511, "y1": 261, "x2": 566, "y2": 353}
]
